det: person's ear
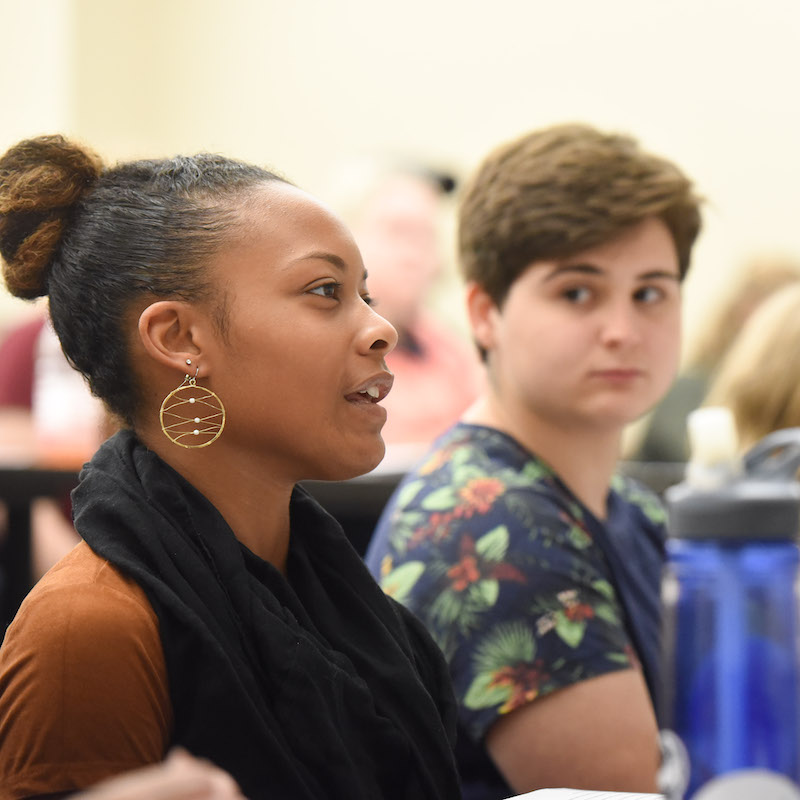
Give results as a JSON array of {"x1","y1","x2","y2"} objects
[
  {"x1": 137, "y1": 301, "x2": 210, "y2": 377},
  {"x1": 466, "y1": 281, "x2": 500, "y2": 354}
]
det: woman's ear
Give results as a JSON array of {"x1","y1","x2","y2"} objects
[
  {"x1": 465, "y1": 281, "x2": 499, "y2": 355},
  {"x1": 138, "y1": 300, "x2": 208, "y2": 376}
]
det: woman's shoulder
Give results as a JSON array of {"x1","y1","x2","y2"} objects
[
  {"x1": 1, "y1": 541, "x2": 164, "y2": 683},
  {"x1": 22, "y1": 540, "x2": 158, "y2": 622},
  {"x1": 0, "y1": 542, "x2": 172, "y2": 798}
]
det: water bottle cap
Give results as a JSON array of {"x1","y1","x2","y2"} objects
[
  {"x1": 666, "y1": 426, "x2": 800, "y2": 541},
  {"x1": 666, "y1": 478, "x2": 800, "y2": 540}
]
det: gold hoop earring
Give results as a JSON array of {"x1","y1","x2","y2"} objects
[{"x1": 159, "y1": 368, "x2": 226, "y2": 448}]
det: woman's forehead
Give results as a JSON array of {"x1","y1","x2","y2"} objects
[
  {"x1": 210, "y1": 182, "x2": 360, "y2": 279},
  {"x1": 241, "y1": 181, "x2": 349, "y2": 238}
]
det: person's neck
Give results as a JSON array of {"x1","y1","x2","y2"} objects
[
  {"x1": 462, "y1": 394, "x2": 622, "y2": 520},
  {"x1": 139, "y1": 429, "x2": 293, "y2": 572}
]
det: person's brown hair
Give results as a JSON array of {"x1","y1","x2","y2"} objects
[
  {"x1": 0, "y1": 134, "x2": 288, "y2": 425},
  {"x1": 458, "y1": 123, "x2": 702, "y2": 306}
]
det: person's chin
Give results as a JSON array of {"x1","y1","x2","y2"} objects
[
  {"x1": 351, "y1": 437, "x2": 387, "y2": 478},
  {"x1": 320, "y1": 437, "x2": 387, "y2": 482},
  {"x1": 581, "y1": 399, "x2": 649, "y2": 430}
]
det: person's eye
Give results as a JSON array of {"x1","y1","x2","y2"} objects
[
  {"x1": 361, "y1": 293, "x2": 375, "y2": 307},
  {"x1": 563, "y1": 286, "x2": 592, "y2": 304},
  {"x1": 634, "y1": 286, "x2": 664, "y2": 304},
  {"x1": 308, "y1": 281, "x2": 342, "y2": 300}
]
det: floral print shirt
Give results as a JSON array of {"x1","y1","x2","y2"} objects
[{"x1": 365, "y1": 424, "x2": 667, "y2": 751}]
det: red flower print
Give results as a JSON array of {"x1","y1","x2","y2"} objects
[
  {"x1": 409, "y1": 509, "x2": 457, "y2": 548},
  {"x1": 457, "y1": 477, "x2": 505, "y2": 516},
  {"x1": 490, "y1": 563, "x2": 527, "y2": 583},
  {"x1": 489, "y1": 661, "x2": 550, "y2": 714},
  {"x1": 564, "y1": 603, "x2": 595, "y2": 622},
  {"x1": 447, "y1": 554, "x2": 481, "y2": 592},
  {"x1": 446, "y1": 536, "x2": 481, "y2": 591},
  {"x1": 445, "y1": 534, "x2": 526, "y2": 591}
]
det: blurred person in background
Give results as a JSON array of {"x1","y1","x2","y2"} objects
[
  {"x1": 327, "y1": 158, "x2": 483, "y2": 468},
  {"x1": 0, "y1": 313, "x2": 45, "y2": 464},
  {"x1": 366, "y1": 122, "x2": 703, "y2": 798},
  {"x1": 703, "y1": 281, "x2": 800, "y2": 451},
  {"x1": 631, "y1": 255, "x2": 800, "y2": 462},
  {"x1": 0, "y1": 311, "x2": 108, "y2": 579}
]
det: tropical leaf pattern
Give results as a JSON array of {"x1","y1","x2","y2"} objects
[{"x1": 365, "y1": 423, "x2": 667, "y2": 742}]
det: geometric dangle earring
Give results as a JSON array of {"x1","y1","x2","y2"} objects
[{"x1": 159, "y1": 359, "x2": 226, "y2": 448}]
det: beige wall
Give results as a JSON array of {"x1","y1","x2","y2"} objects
[
  {"x1": 3, "y1": 0, "x2": 800, "y2": 353},
  {"x1": 0, "y1": 0, "x2": 73, "y2": 325}
]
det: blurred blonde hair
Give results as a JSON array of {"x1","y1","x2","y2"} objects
[
  {"x1": 705, "y1": 281, "x2": 800, "y2": 450},
  {"x1": 686, "y1": 254, "x2": 800, "y2": 372}
]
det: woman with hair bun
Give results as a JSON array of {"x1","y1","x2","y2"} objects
[{"x1": 0, "y1": 136, "x2": 460, "y2": 800}]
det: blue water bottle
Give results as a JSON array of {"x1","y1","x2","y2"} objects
[{"x1": 658, "y1": 411, "x2": 800, "y2": 800}]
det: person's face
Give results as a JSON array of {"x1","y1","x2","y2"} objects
[
  {"x1": 203, "y1": 182, "x2": 398, "y2": 482},
  {"x1": 473, "y1": 216, "x2": 682, "y2": 432},
  {"x1": 352, "y1": 175, "x2": 442, "y2": 330}
]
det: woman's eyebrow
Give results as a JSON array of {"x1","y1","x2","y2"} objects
[
  {"x1": 542, "y1": 263, "x2": 602, "y2": 282},
  {"x1": 290, "y1": 252, "x2": 369, "y2": 282},
  {"x1": 541, "y1": 263, "x2": 680, "y2": 282},
  {"x1": 288, "y1": 251, "x2": 347, "y2": 271},
  {"x1": 637, "y1": 269, "x2": 680, "y2": 281}
]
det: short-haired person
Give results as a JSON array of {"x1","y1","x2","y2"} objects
[
  {"x1": 0, "y1": 136, "x2": 460, "y2": 800},
  {"x1": 365, "y1": 123, "x2": 702, "y2": 798}
]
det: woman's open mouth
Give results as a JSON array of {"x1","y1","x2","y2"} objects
[{"x1": 345, "y1": 373, "x2": 394, "y2": 404}]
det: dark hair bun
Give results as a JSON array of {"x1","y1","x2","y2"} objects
[{"x1": 0, "y1": 134, "x2": 103, "y2": 299}]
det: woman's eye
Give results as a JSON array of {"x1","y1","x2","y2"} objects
[
  {"x1": 361, "y1": 292, "x2": 375, "y2": 307},
  {"x1": 308, "y1": 282, "x2": 341, "y2": 300},
  {"x1": 563, "y1": 286, "x2": 592, "y2": 304},
  {"x1": 634, "y1": 286, "x2": 664, "y2": 304}
]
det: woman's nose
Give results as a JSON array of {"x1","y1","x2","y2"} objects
[
  {"x1": 363, "y1": 304, "x2": 398, "y2": 355},
  {"x1": 600, "y1": 301, "x2": 642, "y2": 348}
]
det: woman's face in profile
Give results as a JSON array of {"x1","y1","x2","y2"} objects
[{"x1": 203, "y1": 182, "x2": 398, "y2": 483}]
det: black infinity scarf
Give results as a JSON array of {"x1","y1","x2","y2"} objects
[{"x1": 72, "y1": 431, "x2": 461, "y2": 800}]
